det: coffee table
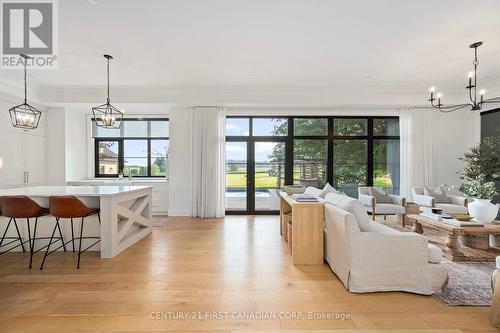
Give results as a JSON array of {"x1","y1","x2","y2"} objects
[{"x1": 407, "y1": 214, "x2": 500, "y2": 261}]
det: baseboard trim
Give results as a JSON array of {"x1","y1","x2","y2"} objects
[{"x1": 168, "y1": 209, "x2": 192, "y2": 217}]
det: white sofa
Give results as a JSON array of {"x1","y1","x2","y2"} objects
[
  {"x1": 323, "y1": 192, "x2": 448, "y2": 295},
  {"x1": 358, "y1": 187, "x2": 406, "y2": 219},
  {"x1": 412, "y1": 187, "x2": 468, "y2": 215}
]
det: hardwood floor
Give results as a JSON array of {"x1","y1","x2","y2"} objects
[{"x1": 0, "y1": 215, "x2": 497, "y2": 332}]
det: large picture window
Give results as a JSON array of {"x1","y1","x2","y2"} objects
[
  {"x1": 225, "y1": 116, "x2": 399, "y2": 213},
  {"x1": 93, "y1": 118, "x2": 169, "y2": 178}
]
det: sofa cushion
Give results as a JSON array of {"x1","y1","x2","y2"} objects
[
  {"x1": 373, "y1": 203, "x2": 405, "y2": 214},
  {"x1": 304, "y1": 186, "x2": 322, "y2": 197},
  {"x1": 427, "y1": 244, "x2": 443, "y2": 263},
  {"x1": 365, "y1": 220, "x2": 401, "y2": 235},
  {"x1": 435, "y1": 203, "x2": 468, "y2": 215},
  {"x1": 369, "y1": 187, "x2": 392, "y2": 203},
  {"x1": 424, "y1": 186, "x2": 450, "y2": 203},
  {"x1": 319, "y1": 183, "x2": 341, "y2": 198},
  {"x1": 324, "y1": 192, "x2": 372, "y2": 231}
]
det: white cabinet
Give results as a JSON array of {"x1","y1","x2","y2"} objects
[
  {"x1": 0, "y1": 132, "x2": 24, "y2": 187},
  {"x1": 0, "y1": 131, "x2": 46, "y2": 187},
  {"x1": 115, "y1": 182, "x2": 170, "y2": 215},
  {"x1": 24, "y1": 134, "x2": 46, "y2": 185}
]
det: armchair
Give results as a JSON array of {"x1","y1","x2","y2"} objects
[
  {"x1": 358, "y1": 187, "x2": 406, "y2": 223},
  {"x1": 412, "y1": 187, "x2": 468, "y2": 215}
]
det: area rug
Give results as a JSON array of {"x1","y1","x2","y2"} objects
[
  {"x1": 433, "y1": 260, "x2": 495, "y2": 306},
  {"x1": 387, "y1": 223, "x2": 496, "y2": 306}
]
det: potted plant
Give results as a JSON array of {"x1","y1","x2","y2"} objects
[{"x1": 458, "y1": 137, "x2": 500, "y2": 222}]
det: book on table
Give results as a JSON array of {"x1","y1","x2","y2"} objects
[
  {"x1": 291, "y1": 194, "x2": 318, "y2": 202},
  {"x1": 420, "y1": 211, "x2": 484, "y2": 227}
]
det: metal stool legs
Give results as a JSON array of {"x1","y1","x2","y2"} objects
[
  {"x1": 77, "y1": 213, "x2": 101, "y2": 269},
  {"x1": 40, "y1": 214, "x2": 100, "y2": 270},
  {"x1": 39, "y1": 218, "x2": 67, "y2": 270},
  {"x1": 0, "y1": 218, "x2": 27, "y2": 255}
]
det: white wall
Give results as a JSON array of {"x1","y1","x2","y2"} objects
[
  {"x1": 65, "y1": 109, "x2": 88, "y2": 181},
  {"x1": 45, "y1": 107, "x2": 66, "y2": 185},
  {"x1": 430, "y1": 109, "x2": 481, "y2": 187},
  {"x1": 167, "y1": 107, "x2": 193, "y2": 216}
]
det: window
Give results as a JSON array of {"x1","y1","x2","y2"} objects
[
  {"x1": 253, "y1": 117, "x2": 288, "y2": 136},
  {"x1": 226, "y1": 118, "x2": 249, "y2": 136},
  {"x1": 293, "y1": 139, "x2": 328, "y2": 188},
  {"x1": 334, "y1": 118, "x2": 367, "y2": 136},
  {"x1": 93, "y1": 119, "x2": 169, "y2": 178},
  {"x1": 225, "y1": 116, "x2": 400, "y2": 213},
  {"x1": 97, "y1": 141, "x2": 119, "y2": 175},
  {"x1": 294, "y1": 118, "x2": 328, "y2": 136},
  {"x1": 333, "y1": 139, "x2": 367, "y2": 197}
]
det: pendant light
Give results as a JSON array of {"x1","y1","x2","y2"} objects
[
  {"x1": 91, "y1": 54, "x2": 123, "y2": 129},
  {"x1": 9, "y1": 54, "x2": 42, "y2": 130}
]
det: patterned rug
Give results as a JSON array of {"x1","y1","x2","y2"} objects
[
  {"x1": 387, "y1": 223, "x2": 496, "y2": 306},
  {"x1": 433, "y1": 260, "x2": 495, "y2": 306}
]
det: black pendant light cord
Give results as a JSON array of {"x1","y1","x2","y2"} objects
[
  {"x1": 106, "y1": 56, "x2": 110, "y2": 103},
  {"x1": 23, "y1": 56, "x2": 27, "y2": 104}
]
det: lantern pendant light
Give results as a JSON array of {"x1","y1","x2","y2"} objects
[
  {"x1": 91, "y1": 54, "x2": 123, "y2": 129},
  {"x1": 9, "y1": 54, "x2": 42, "y2": 130}
]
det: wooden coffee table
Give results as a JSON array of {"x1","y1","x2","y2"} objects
[{"x1": 407, "y1": 214, "x2": 500, "y2": 261}]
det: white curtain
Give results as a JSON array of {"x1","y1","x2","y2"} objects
[
  {"x1": 399, "y1": 107, "x2": 436, "y2": 199},
  {"x1": 191, "y1": 106, "x2": 226, "y2": 218}
]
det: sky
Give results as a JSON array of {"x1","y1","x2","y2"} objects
[{"x1": 226, "y1": 118, "x2": 286, "y2": 161}]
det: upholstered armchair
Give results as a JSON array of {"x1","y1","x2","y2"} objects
[
  {"x1": 412, "y1": 187, "x2": 468, "y2": 215},
  {"x1": 358, "y1": 187, "x2": 406, "y2": 221}
]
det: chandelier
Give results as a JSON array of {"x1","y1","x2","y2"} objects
[
  {"x1": 9, "y1": 54, "x2": 42, "y2": 130},
  {"x1": 91, "y1": 54, "x2": 124, "y2": 129},
  {"x1": 428, "y1": 41, "x2": 500, "y2": 112}
]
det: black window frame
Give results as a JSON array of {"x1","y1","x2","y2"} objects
[
  {"x1": 93, "y1": 118, "x2": 169, "y2": 178},
  {"x1": 225, "y1": 115, "x2": 400, "y2": 214}
]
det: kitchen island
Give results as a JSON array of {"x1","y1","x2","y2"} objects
[{"x1": 0, "y1": 186, "x2": 153, "y2": 258}]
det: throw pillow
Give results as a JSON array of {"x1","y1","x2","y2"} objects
[
  {"x1": 319, "y1": 183, "x2": 340, "y2": 198},
  {"x1": 324, "y1": 192, "x2": 372, "y2": 231},
  {"x1": 424, "y1": 186, "x2": 450, "y2": 203},
  {"x1": 304, "y1": 186, "x2": 322, "y2": 197},
  {"x1": 368, "y1": 187, "x2": 392, "y2": 204}
]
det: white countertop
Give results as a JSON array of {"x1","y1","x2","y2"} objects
[
  {"x1": 67, "y1": 179, "x2": 168, "y2": 185},
  {"x1": 0, "y1": 185, "x2": 153, "y2": 197}
]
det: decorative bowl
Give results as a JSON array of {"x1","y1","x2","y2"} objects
[{"x1": 451, "y1": 214, "x2": 474, "y2": 221}]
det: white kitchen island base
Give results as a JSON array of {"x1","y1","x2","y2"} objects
[
  {"x1": 99, "y1": 186, "x2": 152, "y2": 258},
  {"x1": 0, "y1": 186, "x2": 153, "y2": 259}
]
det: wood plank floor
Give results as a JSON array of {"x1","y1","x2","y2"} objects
[{"x1": 0, "y1": 215, "x2": 497, "y2": 333}]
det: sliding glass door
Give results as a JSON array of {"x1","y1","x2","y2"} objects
[
  {"x1": 225, "y1": 116, "x2": 400, "y2": 214},
  {"x1": 254, "y1": 142, "x2": 285, "y2": 211},
  {"x1": 226, "y1": 117, "x2": 288, "y2": 214},
  {"x1": 226, "y1": 142, "x2": 248, "y2": 211}
]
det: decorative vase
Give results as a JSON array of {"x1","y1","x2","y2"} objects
[{"x1": 468, "y1": 199, "x2": 498, "y2": 223}]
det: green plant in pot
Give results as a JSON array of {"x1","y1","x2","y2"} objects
[{"x1": 458, "y1": 137, "x2": 500, "y2": 222}]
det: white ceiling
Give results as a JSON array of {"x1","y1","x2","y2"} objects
[{"x1": 2, "y1": 0, "x2": 500, "y2": 105}]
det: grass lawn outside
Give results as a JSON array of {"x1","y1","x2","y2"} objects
[
  {"x1": 227, "y1": 172, "x2": 280, "y2": 189},
  {"x1": 227, "y1": 167, "x2": 394, "y2": 191}
]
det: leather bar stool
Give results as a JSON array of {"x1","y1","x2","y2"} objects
[
  {"x1": 0, "y1": 196, "x2": 51, "y2": 268},
  {"x1": 42, "y1": 196, "x2": 101, "y2": 269}
]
